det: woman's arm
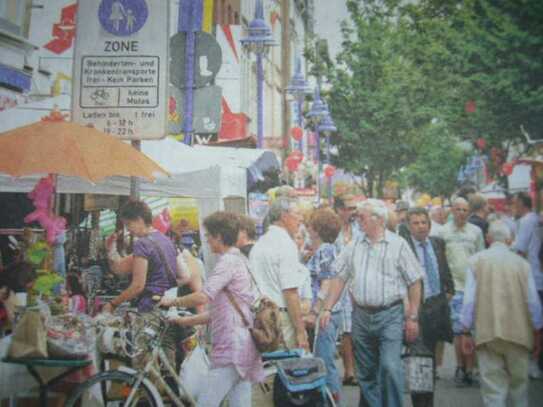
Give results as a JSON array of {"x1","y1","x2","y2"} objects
[
  {"x1": 108, "y1": 254, "x2": 134, "y2": 275},
  {"x1": 104, "y1": 256, "x2": 148, "y2": 312},
  {"x1": 172, "y1": 311, "x2": 210, "y2": 327}
]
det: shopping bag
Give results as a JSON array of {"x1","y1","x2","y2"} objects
[
  {"x1": 178, "y1": 345, "x2": 210, "y2": 401},
  {"x1": 7, "y1": 309, "x2": 48, "y2": 358}
]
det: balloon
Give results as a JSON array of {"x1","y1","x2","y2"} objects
[
  {"x1": 324, "y1": 164, "x2": 336, "y2": 178},
  {"x1": 289, "y1": 150, "x2": 304, "y2": 163},
  {"x1": 291, "y1": 127, "x2": 303, "y2": 142},
  {"x1": 502, "y1": 162, "x2": 513, "y2": 176},
  {"x1": 286, "y1": 156, "x2": 300, "y2": 172},
  {"x1": 465, "y1": 100, "x2": 476, "y2": 113}
]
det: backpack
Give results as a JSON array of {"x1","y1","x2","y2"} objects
[{"x1": 225, "y1": 254, "x2": 284, "y2": 353}]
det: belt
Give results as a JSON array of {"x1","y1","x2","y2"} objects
[{"x1": 356, "y1": 299, "x2": 403, "y2": 314}]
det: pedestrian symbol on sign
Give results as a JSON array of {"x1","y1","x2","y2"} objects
[{"x1": 98, "y1": 0, "x2": 148, "y2": 36}]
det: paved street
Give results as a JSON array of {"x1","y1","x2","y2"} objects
[
  {"x1": 253, "y1": 342, "x2": 543, "y2": 406},
  {"x1": 341, "y1": 343, "x2": 543, "y2": 406}
]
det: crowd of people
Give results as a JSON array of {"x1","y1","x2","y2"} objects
[{"x1": 88, "y1": 187, "x2": 543, "y2": 407}]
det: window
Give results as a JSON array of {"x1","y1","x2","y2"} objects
[{"x1": 0, "y1": 0, "x2": 26, "y2": 37}]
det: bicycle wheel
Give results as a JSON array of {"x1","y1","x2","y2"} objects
[{"x1": 65, "y1": 370, "x2": 160, "y2": 407}]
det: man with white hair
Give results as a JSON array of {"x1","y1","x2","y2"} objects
[
  {"x1": 439, "y1": 197, "x2": 485, "y2": 386},
  {"x1": 460, "y1": 221, "x2": 543, "y2": 407},
  {"x1": 249, "y1": 197, "x2": 309, "y2": 350},
  {"x1": 321, "y1": 199, "x2": 423, "y2": 407},
  {"x1": 429, "y1": 206, "x2": 446, "y2": 237}
]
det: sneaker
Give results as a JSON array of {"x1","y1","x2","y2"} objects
[{"x1": 454, "y1": 366, "x2": 465, "y2": 386}]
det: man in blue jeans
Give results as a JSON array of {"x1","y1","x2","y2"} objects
[{"x1": 320, "y1": 199, "x2": 423, "y2": 407}]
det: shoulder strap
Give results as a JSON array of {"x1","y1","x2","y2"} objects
[
  {"x1": 146, "y1": 235, "x2": 177, "y2": 287},
  {"x1": 225, "y1": 289, "x2": 251, "y2": 327},
  {"x1": 237, "y1": 251, "x2": 263, "y2": 297}
]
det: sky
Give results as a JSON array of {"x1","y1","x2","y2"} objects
[{"x1": 313, "y1": 0, "x2": 350, "y2": 60}]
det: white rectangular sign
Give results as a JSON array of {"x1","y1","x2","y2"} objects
[{"x1": 72, "y1": 0, "x2": 169, "y2": 139}]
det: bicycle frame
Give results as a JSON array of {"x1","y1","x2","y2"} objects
[{"x1": 100, "y1": 309, "x2": 198, "y2": 407}]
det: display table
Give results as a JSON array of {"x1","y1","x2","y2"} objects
[{"x1": 2, "y1": 357, "x2": 92, "y2": 407}]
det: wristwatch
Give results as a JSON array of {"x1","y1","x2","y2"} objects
[{"x1": 407, "y1": 313, "x2": 418, "y2": 322}]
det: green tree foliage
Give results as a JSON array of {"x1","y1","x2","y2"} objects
[
  {"x1": 321, "y1": 0, "x2": 543, "y2": 196},
  {"x1": 403, "y1": 124, "x2": 467, "y2": 198}
]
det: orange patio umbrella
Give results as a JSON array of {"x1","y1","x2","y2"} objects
[{"x1": 0, "y1": 113, "x2": 169, "y2": 183}]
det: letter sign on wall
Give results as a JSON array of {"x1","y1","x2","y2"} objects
[{"x1": 72, "y1": 0, "x2": 169, "y2": 140}]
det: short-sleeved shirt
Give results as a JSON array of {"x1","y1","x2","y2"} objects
[
  {"x1": 438, "y1": 222, "x2": 485, "y2": 291},
  {"x1": 249, "y1": 225, "x2": 303, "y2": 308},
  {"x1": 306, "y1": 243, "x2": 342, "y2": 312},
  {"x1": 297, "y1": 264, "x2": 313, "y2": 302},
  {"x1": 132, "y1": 231, "x2": 178, "y2": 312},
  {"x1": 334, "y1": 230, "x2": 423, "y2": 307},
  {"x1": 513, "y1": 212, "x2": 543, "y2": 291}
]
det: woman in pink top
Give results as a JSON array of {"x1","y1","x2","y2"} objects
[{"x1": 160, "y1": 212, "x2": 263, "y2": 406}]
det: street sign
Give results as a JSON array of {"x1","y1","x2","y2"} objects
[
  {"x1": 72, "y1": 0, "x2": 169, "y2": 140},
  {"x1": 169, "y1": 84, "x2": 222, "y2": 135},
  {"x1": 170, "y1": 31, "x2": 222, "y2": 89}
]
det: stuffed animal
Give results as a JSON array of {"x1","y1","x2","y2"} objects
[{"x1": 24, "y1": 175, "x2": 66, "y2": 245}]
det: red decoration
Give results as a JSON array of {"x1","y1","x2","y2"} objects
[
  {"x1": 286, "y1": 156, "x2": 300, "y2": 172},
  {"x1": 291, "y1": 127, "x2": 303, "y2": 142},
  {"x1": 465, "y1": 100, "x2": 476, "y2": 113},
  {"x1": 324, "y1": 164, "x2": 336, "y2": 178},
  {"x1": 289, "y1": 150, "x2": 304, "y2": 163},
  {"x1": 476, "y1": 138, "x2": 486, "y2": 150},
  {"x1": 502, "y1": 162, "x2": 513, "y2": 176}
]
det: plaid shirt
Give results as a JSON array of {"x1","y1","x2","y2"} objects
[{"x1": 335, "y1": 230, "x2": 422, "y2": 307}]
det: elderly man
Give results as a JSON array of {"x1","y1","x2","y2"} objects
[
  {"x1": 321, "y1": 199, "x2": 423, "y2": 407},
  {"x1": 405, "y1": 207, "x2": 455, "y2": 407},
  {"x1": 468, "y1": 193, "x2": 490, "y2": 243},
  {"x1": 249, "y1": 198, "x2": 309, "y2": 350},
  {"x1": 512, "y1": 191, "x2": 543, "y2": 379},
  {"x1": 460, "y1": 221, "x2": 543, "y2": 407},
  {"x1": 429, "y1": 206, "x2": 446, "y2": 237},
  {"x1": 439, "y1": 197, "x2": 485, "y2": 385}
]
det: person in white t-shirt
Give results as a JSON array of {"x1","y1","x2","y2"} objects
[{"x1": 249, "y1": 198, "x2": 309, "y2": 350}]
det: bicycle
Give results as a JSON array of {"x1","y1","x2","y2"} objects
[{"x1": 65, "y1": 302, "x2": 199, "y2": 407}]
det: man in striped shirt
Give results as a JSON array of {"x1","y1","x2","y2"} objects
[{"x1": 321, "y1": 199, "x2": 423, "y2": 407}]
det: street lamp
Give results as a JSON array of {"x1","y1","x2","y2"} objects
[
  {"x1": 306, "y1": 86, "x2": 330, "y2": 205},
  {"x1": 318, "y1": 110, "x2": 337, "y2": 205},
  {"x1": 286, "y1": 57, "x2": 311, "y2": 151},
  {"x1": 240, "y1": 0, "x2": 276, "y2": 148}
]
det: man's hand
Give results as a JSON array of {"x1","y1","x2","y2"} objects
[
  {"x1": 461, "y1": 334, "x2": 475, "y2": 356},
  {"x1": 533, "y1": 330, "x2": 542, "y2": 360},
  {"x1": 296, "y1": 329, "x2": 309, "y2": 351},
  {"x1": 303, "y1": 313, "x2": 317, "y2": 329},
  {"x1": 405, "y1": 319, "x2": 419, "y2": 343},
  {"x1": 320, "y1": 309, "x2": 332, "y2": 330}
]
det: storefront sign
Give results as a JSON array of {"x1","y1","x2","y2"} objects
[{"x1": 72, "y1": 0, "x2": 168, "y2": 139}]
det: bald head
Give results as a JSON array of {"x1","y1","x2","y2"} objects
[{"x1": 452, "y1": 197, "x2": 469, "y2": 227}]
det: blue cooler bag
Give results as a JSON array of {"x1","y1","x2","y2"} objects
[{"x1": 273, "y1": 357, "x2": 328, "y2": 406}]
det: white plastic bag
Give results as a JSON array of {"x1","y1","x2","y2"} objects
[{"x1": 178, "y1": 345, "x2": 210, "y2": 401}]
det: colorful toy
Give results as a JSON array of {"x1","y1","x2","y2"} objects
[{"x1": 24, "y1": 175, "x2": 66, "y2": 244}]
